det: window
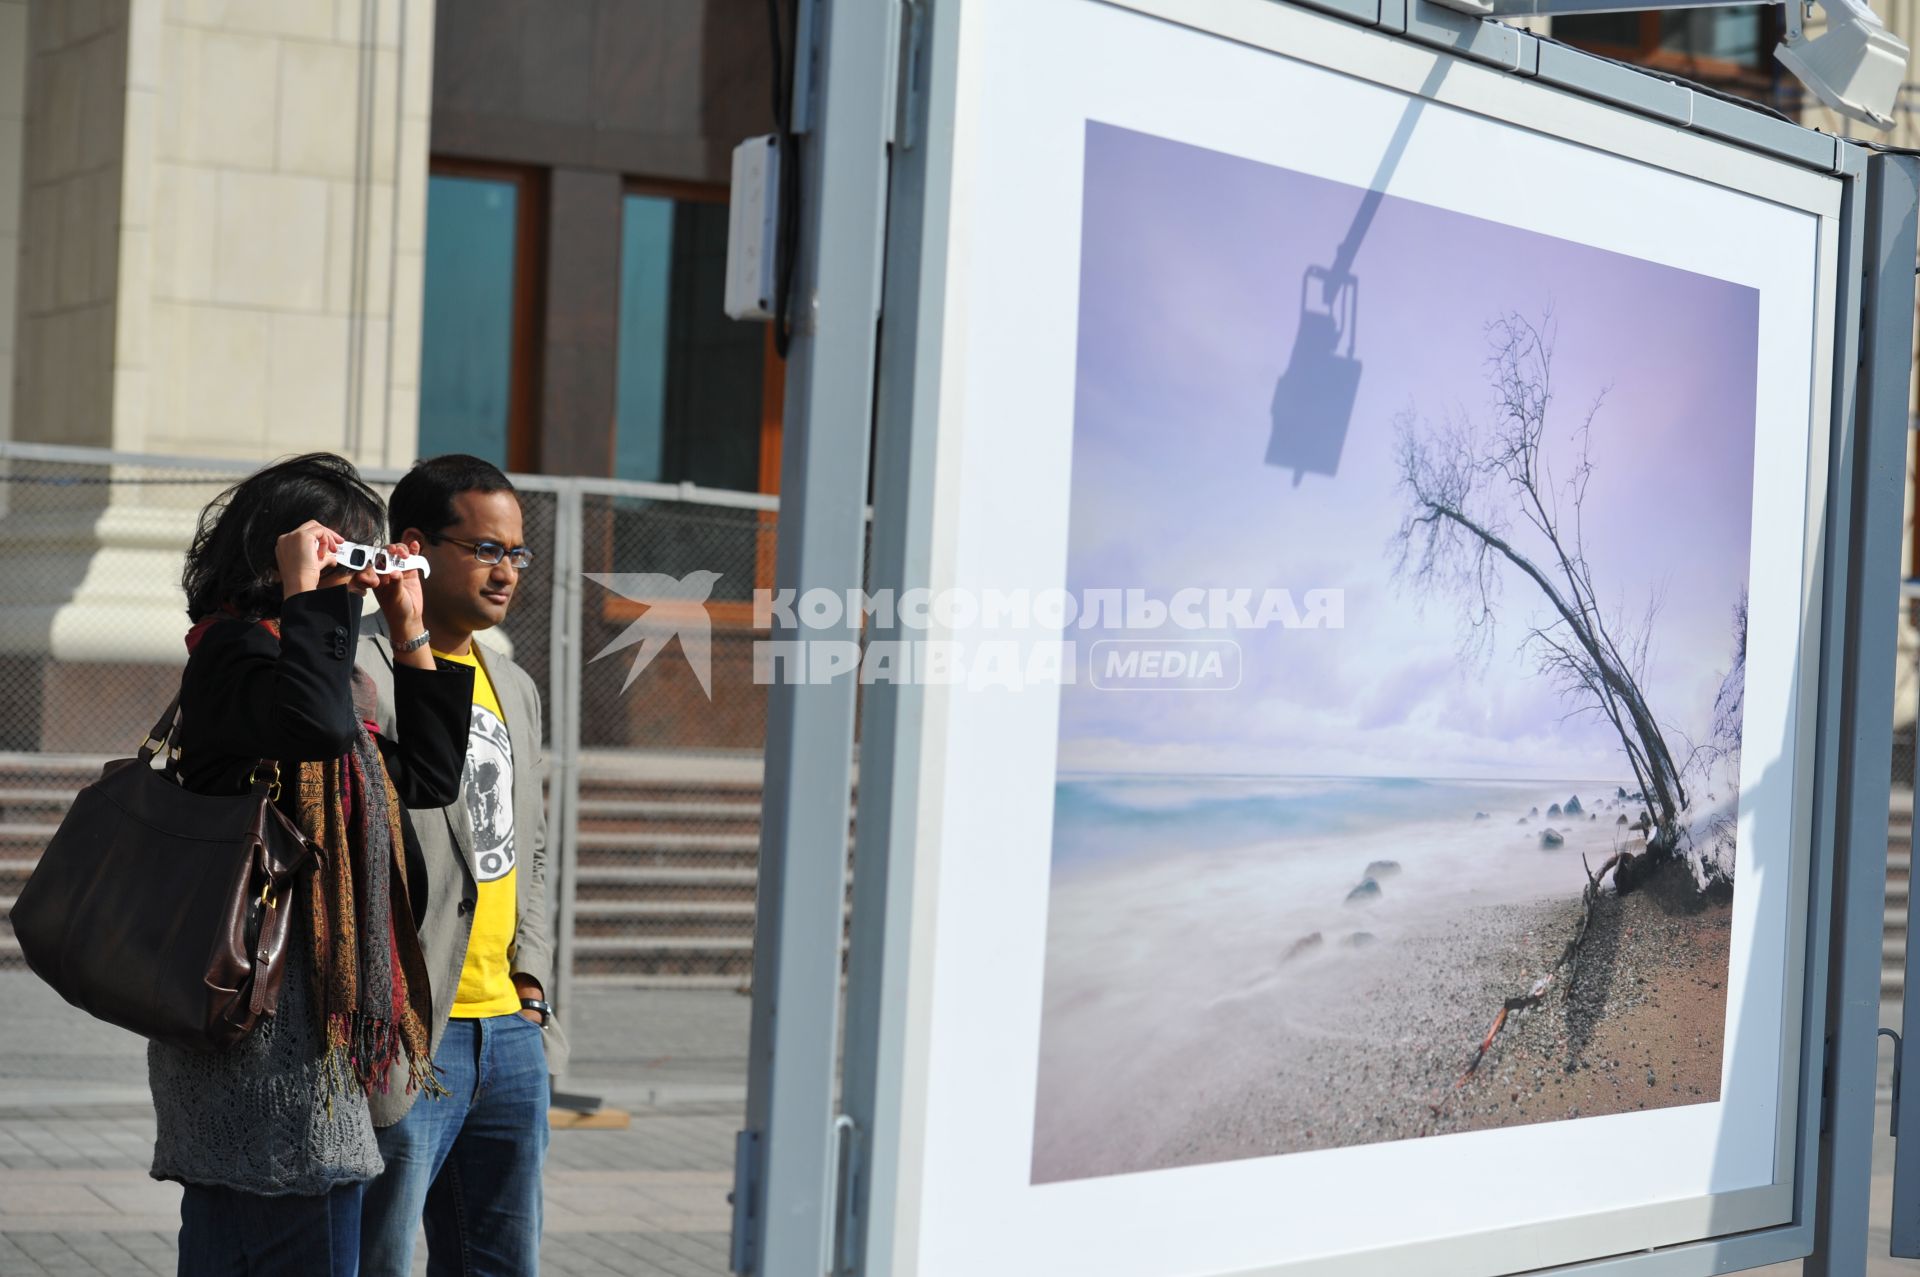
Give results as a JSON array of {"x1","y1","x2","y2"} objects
[
  {"x1": 1552, "y1": 6, "x2": 1779, "y2": 95},
  {"x1": 1654, "y1": 6, "x2": 1766, "y2": 62},
  {"x1": 418, "y1": 166, "x2": 540, "y2": 470},
  {"x1": 614, "y1": 187, "x2": 769, "y2": 492}
]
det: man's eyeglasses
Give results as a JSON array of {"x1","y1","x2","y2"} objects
[{"x1": 429, "y1": 534, "x2": 534, "y2": 570}]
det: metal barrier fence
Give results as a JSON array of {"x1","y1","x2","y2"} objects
[
  {"x1": 0, "y1": 443, "x2": 786, "y2": 1056},
  {"x1": 6, "y1": 440, "x2": 1920, "y2": 1035}
]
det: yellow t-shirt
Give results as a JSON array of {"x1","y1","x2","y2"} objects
[{"x1": 436, "y1": 647, "x2": 522, "y2": 1019}]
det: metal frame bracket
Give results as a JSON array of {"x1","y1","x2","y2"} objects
[
  {"x1": 1881, "y1": 1027, "x2": 1903, "y2": 1137},
  {"x1": 830, "y1": 1113, "x2": 865, "y2": 1275},
  {"x1": 729, "y1": 1128, "x2": 763, "y2": 1274},
  {"x1": 892, "y1": 0, "x2": 929, "y2": 151}
]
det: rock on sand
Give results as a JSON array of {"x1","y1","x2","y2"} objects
[{"x1": 1284, "y1": 933, "x2": 1325, "y2": 962}]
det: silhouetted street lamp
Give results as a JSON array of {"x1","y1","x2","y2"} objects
[{"x1": 1267, "y1": 266, "x2": 1363, "y2": 486}]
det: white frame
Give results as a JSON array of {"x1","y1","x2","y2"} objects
[{"x1": 843, "y1": 1, "x2": 1858, "y2": 1274}]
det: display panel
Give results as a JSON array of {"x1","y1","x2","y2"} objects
[
  {"x1": 877, "y1": 0, "x2": 1842, "y2": 1272},
  {"x1": 1033, "y1": 119, "x2": 1759, "y2": 1185}
]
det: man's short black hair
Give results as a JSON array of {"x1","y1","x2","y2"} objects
[{"x1": 388, "y1": 454, "x2": 518, "y2": 540}]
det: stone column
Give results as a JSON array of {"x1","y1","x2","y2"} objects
[
  {"x1": 0, "y1": 0, "x2": 26, "y2": 450},
  {"x1": 0, "y1": 0, "x2": 436, "y2": 752}
]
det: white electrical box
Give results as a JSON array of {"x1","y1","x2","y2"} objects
[{"x1": 724, "y1": 134, "x2": 782, "y2": 321}]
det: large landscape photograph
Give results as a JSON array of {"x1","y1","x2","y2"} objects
[{"x1": 1031, "y1": 123, "x2": 1759, "y2": 1185}]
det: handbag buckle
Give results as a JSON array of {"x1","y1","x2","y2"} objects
[{"x1": 248, "y1": 761, "x2": 282, "y2": 802}]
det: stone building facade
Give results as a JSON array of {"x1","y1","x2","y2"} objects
[{"x1": 0, "y1": 0, "x2": 1913, "y2": 755}]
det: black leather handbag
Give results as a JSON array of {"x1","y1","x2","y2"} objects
[{"x1": 8, "y1": 692, "x2": 318, "y2": 1051}]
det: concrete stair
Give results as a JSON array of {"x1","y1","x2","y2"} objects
[
  {"x1": 0, "y1": 753, "x2": 798, "y2": 987},
  {"x1": 565, "y1": 755, "x2": 859, "y2": 985},
  {"x1": 4, "y1": 754, "x2": 1918, "y2": 993},
  {"x1": 0, "y1": 757, "x2": 96, "y2": 971},
  {"x1": 1888, "y1": 790, "x2": 1911, "y2": 995},
  {"x1": 568, "y1": 763, "x2": 765, "y2": 985}
]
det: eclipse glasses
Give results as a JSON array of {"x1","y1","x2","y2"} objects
[{"x1": 334, "y1": 541, "x2": 431, "y2": 579}]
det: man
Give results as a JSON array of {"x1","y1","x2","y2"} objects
[{"x1": 358, "y1": 454, "x2": 569, "y2": 1276}]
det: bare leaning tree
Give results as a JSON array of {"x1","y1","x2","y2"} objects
[
  {"x1": 1688, "y1": 590, "x2": 1747, "y2": 878},
  {"x1": 1391, "y1": 312, "x2": 1695, "y2": 884}
]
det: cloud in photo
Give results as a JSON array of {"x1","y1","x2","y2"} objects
[{"x1": 1059, "y1": 122, "x2": 1759, "y2": 783}]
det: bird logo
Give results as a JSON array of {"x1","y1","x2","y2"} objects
[{"x1": 585, "y1": 570, "x2": 723, "y2": 698}]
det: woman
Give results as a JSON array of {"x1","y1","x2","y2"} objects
[{"x1": 152, "y1": 453, "x2": 473, "y2": 1275}]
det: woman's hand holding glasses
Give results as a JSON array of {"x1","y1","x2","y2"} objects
[
  {"x1": 275, "y1": 521, "x2": 347, "y2": 600},
  {"x1": 274, "y1": 525, "x2": 432, "y2": 649},
  {"x1": 370, "y1": 539, "x2": 431, "y2": 659}
]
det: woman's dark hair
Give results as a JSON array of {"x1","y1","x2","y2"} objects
[
  {"x1": 387, "y1": 454, "x2": 517, "y2": 541},
  {"x1": 182, "y1": 453, "x2": 386, "y2": 622}
]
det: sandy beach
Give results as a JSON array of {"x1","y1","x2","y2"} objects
[
  {"x1": 1031, "y1": 800, "x2": 1731, "y2": 1183},
  {"x1": 1436, "y1": 864, "x2": 1732, "y2": 1135}
]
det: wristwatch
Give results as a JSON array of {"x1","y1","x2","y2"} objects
[
  {"x1": 520, "y1": 998, "x2": 553, "y2": 1025},
  {"x1": 396, "y1": 631, "x2": 431, "y2": 655}
]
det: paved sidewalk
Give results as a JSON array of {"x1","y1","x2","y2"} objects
[
  {"x1": 8, "y1": 970, "x2": 1920, "y2": 1275},
  {"x1": 0, "y1": 973, "x2": 749, "y2": 1276}
]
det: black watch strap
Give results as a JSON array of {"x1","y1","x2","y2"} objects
[{"x1": 520, "y1": 998, "x2": 553, "y2": 1023}]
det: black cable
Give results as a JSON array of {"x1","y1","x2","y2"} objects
[
  {"x1": 765, "y1": 0, "x2": 787, "y2": 131},
  {"x1": 775, "y1": 133, "x2": 802, "y2": 360},
  {"x1": 766, "y1": 0, "x2": 802, "y2": 359}
]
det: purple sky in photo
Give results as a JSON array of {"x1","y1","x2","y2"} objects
[{"x1": 1059, "y1": 122, "x2": 1761, "y2": 781}]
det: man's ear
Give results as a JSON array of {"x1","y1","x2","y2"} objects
[{"x1": 401, "y1": 526, "x2": 426, "y2": 550}]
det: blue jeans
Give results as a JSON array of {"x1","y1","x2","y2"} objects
[
  {"x1": 361, "y1": 1014, "x2": 550, "y2": 1276},
  {"x1": 178, "y1": 1180, "x2": 365, "y2": 1276}
]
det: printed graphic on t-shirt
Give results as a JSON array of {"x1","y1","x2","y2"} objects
[{"x1": 465, "y1": 703, "x2": 516, "y2": 882}]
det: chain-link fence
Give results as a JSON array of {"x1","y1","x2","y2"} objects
[
  {"x1": 1888, "y1": 585, "x2": 1920, "y2": 1000},
  {"x1": 0, "y1": 444, "x2": 783, "y2": 1021},
  {"x1": 569, "y1": 492, "x2": 776, "y2": 990},
  {"x1": 12, "y1": 440, "x2": 1919, "y2": 1031},
  {"x1": 0, "y1": 451, "x2": 267, "y2": 979}
]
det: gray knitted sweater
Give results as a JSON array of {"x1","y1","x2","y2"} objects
[{"x1": 147, "y1": 926, "x2": 383, "y2": 1197}]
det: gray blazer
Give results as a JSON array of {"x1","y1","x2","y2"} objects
[{"x1": 359, "y1": 625, "x2": 571, "y2": 1128}]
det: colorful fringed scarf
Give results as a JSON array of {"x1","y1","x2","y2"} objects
[{"x1": 187, "y1": 611, "x2": 442, "y2": 1101}]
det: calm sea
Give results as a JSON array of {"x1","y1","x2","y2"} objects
[{"x1": 1050, "y1": 772, "x2": 1633, "y2": 871}]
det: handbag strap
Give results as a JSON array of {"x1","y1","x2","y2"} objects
[
  {"x1": 137, "y1": 692, "x2": 182, "y2": 764},
  {"x1": 140, "y1": 677, "x2": 280, "y2": 797}
]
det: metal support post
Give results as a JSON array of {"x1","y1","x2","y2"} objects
[
  {"x1": 547, "y1": 483, "x2": 585, "y2": 1052},
  {"x1": 838, "y1": 0, "x2": 948, "y2": 1271},
  {"x1": 731, "y1": 1, "x2": 898, "y2": 1273},
  {"x1": 1808, "y1": 150, "x2": 1919, "y2": 1274}
]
